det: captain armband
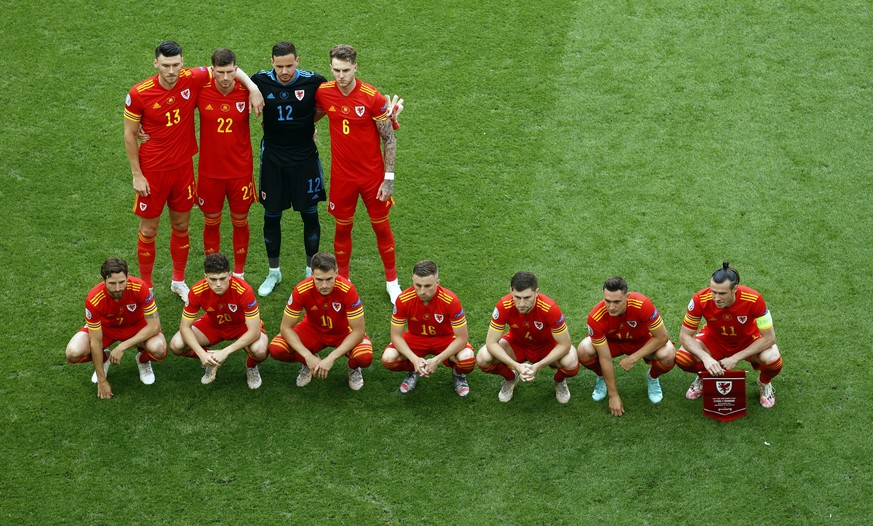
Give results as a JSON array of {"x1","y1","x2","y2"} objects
[{"x1": 755, "y1": 311, "x2": 773, "y2": 330}]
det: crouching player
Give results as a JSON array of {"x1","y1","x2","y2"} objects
[
  {"x1": 676, "y1": 261, "x2": 783, "y2": 408},
  {"x1": 66, "y1": 257, "x2": 167, "y2": 399},
  {"x1": 169, "y1": 253, "x2": 268, "y2": 389},
  {"x1": 577, "y1": 277, "x2": 675, "y2": 417},
  {"x1": 381, "y1": 260, "x2": 475, "y2": 396},
  {"x1": 476, "y1": 272, "x2": 579, "y2": 404},
  {"x1": 268, "y1": 252, "x2": 373, "y2": 390}
]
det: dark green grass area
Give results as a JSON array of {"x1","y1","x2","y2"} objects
[{"x1": 1, "y1": 1, "x2": 871, "y2": 524}]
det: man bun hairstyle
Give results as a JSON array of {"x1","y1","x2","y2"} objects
[{"x1": 712, "y1": 261, "x2": 740, "y2": 288}]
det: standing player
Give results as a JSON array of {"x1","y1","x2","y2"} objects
[
  {"x1": 65, "y1": 258, "x2": 167, "y2": 399},
  {"x1": 123, "y1": 41, "x2": 262, "y2": 303},
  {"x1": 381, "y1": 260, "x2": 475, "y2": 396},
  {"x1": 676, "y1": 261, "x2": 783, "y2": 408},
  {"x1": 476, "y1": 272, "x2": 579, "y2": 403},
  {"x1": 268, "y1": 252, "x2": 373, "y2": 391},
  {"x1": 250, "y1": 41, "x2": 328, "y2": 297},
  {"x1": 197, "y1": 48, "x2": 255, "y2": 279},
  {"x1": 577, "y1": 277, "x2": 676, "y2": 417},
  {"x1": 169, "y1": 253, "x2": 268, "y2": 389},
  {"x1": 315, "y1": 44, "x2": 404, "y2": 303}
]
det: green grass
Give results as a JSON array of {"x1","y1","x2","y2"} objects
[{"x1": 1, "y1": 1, "x2": 871, "y2": 524}]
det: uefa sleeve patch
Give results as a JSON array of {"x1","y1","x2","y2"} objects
[
  {"x1": 687, "y1": 299, "x2": 695, "y2": 311},
  {"x1": 492, "y1": 308, "x2": 500, "y2": 320},
  {"x1": 125, "y1": 94, "x2": 131, "y2": 106}
]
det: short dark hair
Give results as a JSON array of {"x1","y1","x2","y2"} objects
[
  {"x1": 204, "y1": 253, "x2": 230, "y2": 275},
  {"x1": 329, "y1": 44, "x2": 357, "y2": 64},
  {"x1": 413, "y1": 260, "x2": 438, "y2": 278},
  {"x1": 272, "y1": 41, "x2": 297, "y2": 58},
  {"x1": 155, "y1": 40, "x2": 182, "y2": 59},
  {"x1": 712, "y1": 261, "x2": 740, "y2": 288},
  {"x1": 603, "y1": 276, "x2": 628, "y2": 294},
  {"x1": 100, "y1": 258, "x2": 129, "y2": 280},
  {"x1": 310, "y1": 252, "x2": 338, "y2": 272},
  {"x1": 510, "y1": 271, "x2": 538, "y2": 292},
  {"x1": 211, "y1": 48, "x2": 236, "y2": 67}
]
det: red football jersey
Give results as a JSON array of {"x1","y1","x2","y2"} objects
[
  {"x1": 587, "y1": 292, "x2": 664, "y2": 345},
  {"x1": 85, "y1": 276, "x2": 156, "y2": 332},
  {"x1": 197, "y1": 79, "x2": 252, "y2": 179},
  {"x1": 490, "y1": 293, "x2": 568, "y2": 348},
  {"x1": 315, "y1": 79, "x2": 390, "y2": 181},
  {"x1": 284, "y1": 276, "x2": 364, "y2": 338},
  {"x1": 124, "y1": 67, "x2": 211, "y2": 171},
  {"x1": 183, "y1": 276, "x2": 259, "y2": 329},
  {"x1": 683, "y1": 285, "x2": 769, "y2": 350},
  {"x1": 392, "y1": 286, "x2": 467, "y2": 338}
]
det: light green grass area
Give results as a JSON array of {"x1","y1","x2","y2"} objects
[{"x1": 1, "y1": 1, "x2": 871, "y2": 524}]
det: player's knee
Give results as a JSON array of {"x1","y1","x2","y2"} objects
[
  {"x1": 139, "y1": 224, "x2": 158, "y2": 238},
  {"x1": 576, "y1": 338, "x2": 596, "y2": 360},
  {"x1": 476, "y1": 346, "x2": 492, "y2": 367},
  {"x1": 561, "y1": 350, "x2": 580, "y2": 369},
  {"x1": 147, "y1": 335, "x2": 168, "y2": 358},
  {"x1": 65, "y1": 343, "x2": 87, "y2": 363},
  {"x1": 168, "y1": 332, "x2": 187, "y2": 355},
  {"x1": 457, "y1": 347, "x2": 475, "y2": 362},
  {"x1": 248, "y1": 343, "x2": 269, "y2": 361},
  {"x1": 380, "y1": 347, "x2": 400, "y2": 365},
  {"x1": 657, "y1": 341, "x2": 677, "y2": 365},
  {"x1": 758, "y1": 344, "x2": 780, "y2": 363}
]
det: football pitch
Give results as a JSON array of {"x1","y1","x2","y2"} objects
[{"x1": 1, "y1": 1, "x2": 871, "y2": 524}]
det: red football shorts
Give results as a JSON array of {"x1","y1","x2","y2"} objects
[
  {"x1": 193, "y1": 316, "x2": 264, "y2": 345},
  {"x1": 134, "y1": 160, "x2": 196, "y2": 218},
  {"x1": 80, "y1": 319, "x2": 148, "y2": 348},
  {"x1": 387, "y1": 333, "x2": 474, "y2": 357},
  {"x1": 270, "y1": 319, "x2": 371, "y2": 355},
  {"x1": 501, "y1": 332, "x2": 555, "y2": 363},
  {"x1": 197, "y1": 174, "x2": 256, "y2": 215},
  {"x1": 696, "y1": 330, "x2": 760, "y2": 360},
  {"x1": 328, "y1": 176, "x2": 393, "y2": 219},
  {"x1": 602, "y1": 338, "x2": 651, "y2": 358}
]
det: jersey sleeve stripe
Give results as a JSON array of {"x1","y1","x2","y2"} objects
[{"x1": 347, "y1": 305, "x2": 364, "y2": 320}]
